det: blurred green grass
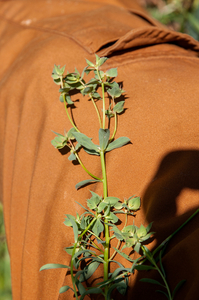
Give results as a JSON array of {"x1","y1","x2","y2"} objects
[
  {"x1": 0, "y1": 203, "x2": 12, "y2": 300},
  {"x1": 144, "y1": 0, "x2": 199, "y2": 40}
]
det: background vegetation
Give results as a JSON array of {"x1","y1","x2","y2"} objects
[
  {"x1": 0, "y1": 203, "x2": 12, "y2": 300},
  {"x1": 0, "y1": 1, "x2": 199, "y2": 299},
  {"x1": 142, "y1": 0, "x2": 199, "y2": 40}
]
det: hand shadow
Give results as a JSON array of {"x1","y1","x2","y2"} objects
[
  {"x1": 143, "y1": 149, "x2": 199, "y2": 239},
  {"x1": 127, "y1": 149, "x2": 199, "y2": 300}
]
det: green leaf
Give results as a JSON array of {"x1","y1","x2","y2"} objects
[
  {"x1": 80, "y1": 261, "x2": 101, "y2": 282},
  {"x1": 59, "y1": 285, "x2": 73, "y2": 294},
  {"x1": 52, "y1": 73, "x2": 60, "y2": 80},
  {"x1": 92, "y1": 219, "x2": 104, "y2": 236},
  {"x1": 83, "y1": 148, "x2": 100, "y2": 156},
  {"x1": 82, "y1": 86, "x2": 95, "y2": 95},
  {"x1": 159, "y1": 250, "x2": 166, "y2": 278},
  {"x1": 106, "y1": 137, "x2": 130, "y2": 152},
  {"x1": 51, "y1": 135, "x2": 68, "y2": 149},
  {"x1": 59, "y1": 94, "x2": 64, "y2": 103},
  {"x1": 53, "y1": 77, "x2": 61, "y2": 85},
  {"x1": 94, "y1": 69, "x2": 104, "y2": 80},
  {"x1": 107, "y1": 281, "x2": 127, "y2": 300},
  {"x1": 39, "y1": 263, "x2": 70, "y2": 271},
  {"x1": 156, "y1": 290, "x2": 169, "y2": 299},
  {"x1": 65, "y1": 246, "x2": 73, "y2": 255},
  {"x1": 117, "y1": 282, "x2": 127, "y2": 295},
  {"x1": 128, "y1": 196, "x2": 141, "y2": 211},
  {"x1": 140, "y1": 232, "x2": 154, "y2": 242},
  {"x1": 106, "y1": 68, "x2": 118, "y2": 78},
  {"x1": 64, "y1": 214, "x2": 76, "y2": 227},
  {"x1": 134, "y1": 242, "x2": 141, "y2": 253},
  {"x1": 66, "y1": 214, "x2": 78, "y2": 242},
  {"x1": 65, "y1": 95, "x2": 74, "y2": 105},
  {"x1": 114, "y1": 202, "x2": 123, "y2": 209},
  {"x1": 68, "y1": 153, "x2": 76, "y2": 161},
  {"x1": 137, "y1": 224, "x2": 147, "y2": 238},
  {"x1": 104, "y1": 197, "x2": 120, "y2": 206},
  {"x1": 140, "y1": 278, "x2": 165, "y2": 288},
  {"x1": 59, "y1": 87, "x2": 70, "y2": 94},
  {"x1": 99, "y1": 128, "x2": 110, "y2": 150},
  {"x1": 75, "y1": 179, "x2": 101, "y2": 190},
  {"x1": 86, "y1": 59, "x2": 94, "y2": 67},
  {"x1": 172, "y1": 280, "x2": 186, "y2": 299},
  {"x1": 80, "y1": 288, "x2": 103, "y2": 300},
  {"x1": 98, "y1": 56, "x2": 108, "y2": 67},
  {"x1": 87, "y1": 191, "x2": 101, "y2": 210},
  {"x1": 54, "y1": 64, "x2": 65, "y2": 75},
  {"x1": 135, "y1": 265, "x2": 155, "y2": 271},
  {"x1": 113, "y1": 101, "x2": 125, "y2": 114},
  {"x1": 99, "y1": 128, "x2": 110, "y2": 151},
  {"x1": 73, "y1": 132, "x2": 99, "y2": 152},
  {"x1": 67, "y1": 128, "x2": 77, "y2": 140},
  {"x1": 106, "y1": 212, "x2": 118, "y2": 223},
  {"x1": 111, "y1": 226, "x2": 124, "y2": 241},
  {"x1": 76, "y1": 280, "x2": 86, "y2": 295},
  {"x1": 112, "y1": 248, "x2": 134, "y2": 262},
  {"x1": 97, "y1": 201, "x2": 108, "y2": 213},
  {"x1": 92, "y1": 92, "x2": 101, "y2": 99},
  {"x1": 107, "y1": 82, "x2": 122, "y2": 98}
]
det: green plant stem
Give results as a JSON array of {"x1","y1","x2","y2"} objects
[
  {"x1": 100, "y1": 150, "x2": 110, "y2": 299},
  {"x1": 90, "y1": 94, "x2": 102, "y2": 128},
  {"x1": 109, "y1": 211, "x2": 128, "y2": 260},
  {"x1": 79, "y1": 217, "x2": 97, "y2": 239},
  {"x1": 110, "y1": 112, "x2": 117, "y2": 142},
  {"x1": 74, "y1": 152, "x2": 102, "y2": 181},
  {"x1": 63, "y1": 95, "x2": 79, "y2": 132},
  {"x1": 71, "y1": 244, "x2": 79, "y2": 300},
  {"x1": 79, "y1": 77, "x2": 102, "y2": 127},
  {"x1": 141, "y1": 246, "x2": 172, "y2": 300},
  {"x1": 101, "y1": 82, "x2": 106, "y2": 129},
  {"x1": 71, "y1": 217, "x2": 98, "y2": 299},
  {"x1": 152, "y1": 208, "x2": 199, "y2": 257}
]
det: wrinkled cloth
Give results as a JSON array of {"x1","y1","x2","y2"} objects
[{"x1": 0, "y1": 0, "x2": 199, "y2": 299}]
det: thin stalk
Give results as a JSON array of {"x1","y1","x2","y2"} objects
[
  {"x1": 74, "y1": 152, "x2": 102, "y2": 181},
  {"x1": 101, "y1": 82, "x2": 106, "y2": 129},
  {"x1": 142, "y1": 245, "x2": 172, "y2": 300},
  {"x1": 109, "y1": 211, "x2": 128, "y2": 260},
  {"x1": 110, "y1": 112, "x2": 117, "y2": 142},
  {"x1": 63, "y1": 95, "x2": 79, "y2": 132},
  {"x1": 90, "y1": 94, "x2": 102, "y2": 128},
  {"x1": 79, "y1": 77, "x2": 102, "y2": 127},
  {"x1": 60, "y1": 76, "x2": 80, "y2": 132},
  {"x1": 100, "y1": 150, "x2": 110, "y2": 298},
  {"x1": 70, "y1": 244, "x2": 79, "y2": 300},
  {"x1": 79, "y1": 217, "x2": 97, "y2": 239},
  {"x1": 70, "y1": 217, "x2": 97, "y2": 299},
  {"x1": 152, "y1": 260, "x2": 172, "y2": 299},
  {"x1": 152, "y1": 208, "x2": 199, "y2": 257}
]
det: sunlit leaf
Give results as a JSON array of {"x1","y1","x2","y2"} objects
[
  {"x1": 99, "y1": 128, "x2": 110, "y2": 151},
  {"x1": 59, "y1": 285, "x2": 73, "y2": 294},
  {"x1": 80, "y1": 287, "x2": 102, "y2": 300},
  {"x1": 92, "y1": 219, "x2": 104, "y2": 236},
  {"x1": 75, "y1": 179, "x2": 101, "y2": 190},
  {"x1": 73, "y1": 132, "x2": 99, "y2": 152},
  {"x1": 113, "y1": 101, "x2": 125, "y2": 114},
  {"x1": 40, "y1": 263, "x2": 70, "y2": 271},
  {"x1": 106, "y1": 68, "x2": 118, "y2": 78},
  {"x1": 106, "y1": 137, "x2": 130, "y2": 152}
]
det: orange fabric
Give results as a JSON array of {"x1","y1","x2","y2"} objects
[{"x1": 0, "y1": 0, "x2": 199, "y2": 299}]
